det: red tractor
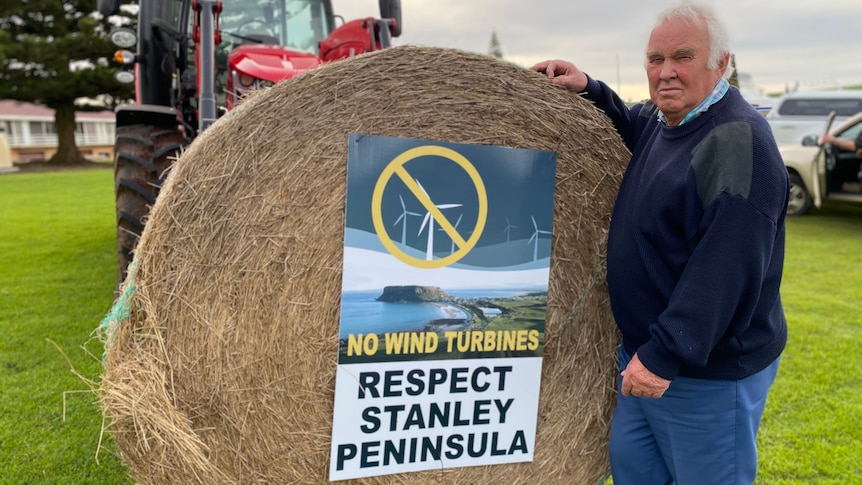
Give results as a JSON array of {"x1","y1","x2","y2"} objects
[{"x1": 97, "y1": 0, "x2": 401, "y2": 285}]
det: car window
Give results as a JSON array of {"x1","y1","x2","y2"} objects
[
  {"x1": 837, "y1": 121, "x2": 862, "y2": 141},
  {"x1": 778, "y1": 98, "x2": 862, "y2": 117}
]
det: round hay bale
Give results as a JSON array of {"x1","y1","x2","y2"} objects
[{"x1": 101, "y1": 45, "x2": 628, "y2": 484}]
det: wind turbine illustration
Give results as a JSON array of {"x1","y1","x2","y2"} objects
[
  {"x1": 527, "y1": 215, "x2": 551, "y2": 262},
  {"x1": 503, "y1": 217, "x2": 518, "y2": 242},
  {"x1": 416, "y1": 179, "x2": 462, "y2": 260},
  {"x1": 392, "y1": 194, "x2": 421, "y2": 245},
  {"x1": 437, "y1": 213, "x2": 463, "y2": 254}
]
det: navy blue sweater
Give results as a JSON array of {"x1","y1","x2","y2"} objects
[{"x1": 583, "y1": 76, "x2": 788, "y2": 380}]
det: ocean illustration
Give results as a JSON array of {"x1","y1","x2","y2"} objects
[{"x1": 338, "y1": 288, "x2": 534, "y2": 338}]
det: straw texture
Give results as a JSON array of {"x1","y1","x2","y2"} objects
[{"x1": 101, "y1": 45, "x2": 630, "y2": 484}]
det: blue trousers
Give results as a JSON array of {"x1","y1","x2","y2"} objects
[{"x1": 609, "y1": 346, "x2": 780, "y2": 485}]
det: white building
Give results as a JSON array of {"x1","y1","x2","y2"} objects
[{"x1": 0, "y1": 100, "x2": 116, "y2": 163}]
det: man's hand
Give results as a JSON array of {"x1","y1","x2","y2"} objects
[
  {"x1": 529, "y1": 59, "x2": 589, "y2": 92},
  {"x1": 820, "y1": 134, "x2": 837, "y2": 145},
  {"x1": 820, "y1": 134, "x2": 861, "y2": 156},
  {"x1": 621, "y1": 352, "x2": 671, "y2": 399}
]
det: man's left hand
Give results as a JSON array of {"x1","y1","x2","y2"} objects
[{"x1": 621, "y1": 352, "x2": 672, "y2": 398}]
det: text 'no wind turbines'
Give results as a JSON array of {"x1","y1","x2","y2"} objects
[{"x1": 415, "y1": 179, "x2": 462, "y2": 261}]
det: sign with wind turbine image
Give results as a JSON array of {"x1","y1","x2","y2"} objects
[{"x1": 329, "y1": 133, "x2": 556, "y2": 481}]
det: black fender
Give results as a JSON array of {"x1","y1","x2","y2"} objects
[{"x1": 115, "y1": 104, "x2": 179, "y2": 130}]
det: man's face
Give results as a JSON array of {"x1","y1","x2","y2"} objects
[{"x1": 645, "y1": 17, "x2": 726, "y2": 126}]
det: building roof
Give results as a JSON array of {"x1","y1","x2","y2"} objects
[{"x1": 0, "y1": 100, "x2": 115, "y2": 121}]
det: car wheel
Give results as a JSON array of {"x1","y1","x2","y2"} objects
[{"x1": 787, "y1": 172, "x2": 812, "y2": 216}]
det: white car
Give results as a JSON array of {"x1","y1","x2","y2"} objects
[
  {"x1": 779, "y1": 111, "x2": 862, "y2": 216},
  {"x1": 736, "y1": 72, "x2": 773, "y2": 116},
  {"x1": 767, "y1": 90, "x2": 862, "y2": 146}
]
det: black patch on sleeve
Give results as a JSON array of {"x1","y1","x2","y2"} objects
[
  {"x1": 690, "y1": 121, "x2": 753, "y2": 208},
  {"x1": 639, "y1": 101, "x2": 659, "y2": 119}
]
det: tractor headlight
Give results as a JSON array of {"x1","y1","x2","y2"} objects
[
  {"x1": 114, "y1": 70, "x2": 135, "y2": 84},
  {"x1": 238, "y1": 73, "x2": 256, "y2": 88},
  {"x1": 109, "y1": 28, "x2": 137, "y2": 49},
  {"x1": 232, "y1": 72, "x2": 274, "y2": 92},
  {"x1": 113, "y1": 50, "x2": 136, "y2": 65},
  {"x1": 228, "y1": 72, "x2": 277, "y2": 108}
]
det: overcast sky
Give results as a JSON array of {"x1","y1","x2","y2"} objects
[{"x1": 335, "y1": 0, "x2": 862, "y2": 102}]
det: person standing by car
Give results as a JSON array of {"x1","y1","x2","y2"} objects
[
  {"x1": 821, "y1": 131, "x2": 862, "y2": 157},
  {"x1": 531, "y1": 2, "x2": 788, "y2": 484},
  {"x1": 821, "y1": 131, "x2": 862, "y2": 184}
]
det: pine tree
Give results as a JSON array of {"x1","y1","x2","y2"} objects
[
  {"x1": 0, "y1": 0, "x2": 134, "y2": 164},
  {"x1": 488, "y1": 31, "x2": 503, "y2": 60},
  {"x1": 727, "y1": 53, "x2": 739, "y2": 88}
]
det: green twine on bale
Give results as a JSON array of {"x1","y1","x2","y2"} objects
[{"x1": 100, "y1": 260, "x2": 137, "y2": 338}]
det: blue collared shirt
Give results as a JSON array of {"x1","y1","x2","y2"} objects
[{"x1": 658, "y1": 77, "x2": 730, "y2": 126}]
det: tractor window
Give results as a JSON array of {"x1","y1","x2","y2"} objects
[
  {"x1": 285, "y1": 0, "x2": 330, "y2": 54},
  {"x1": 219, "y1": 0, "x2": 330, "y2": 54}
]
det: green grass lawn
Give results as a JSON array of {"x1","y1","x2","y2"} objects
[
  {"x1": 756, "y1": 202, "x2": 862, "y2": 485},
  {"x1": 0, "y1": 168, "x2": 130, "y2": 484},
  {"x1": 1, "y1": 168, "x2": 860, "y2": 484}
]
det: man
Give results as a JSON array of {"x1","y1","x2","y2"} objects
[
  {"x1": 821, "y1": 131, "x2": 862, "y2": 159},
  {"x1": 821, "y1": 131, "x2": 862, "y2": 186},
  {"x1": 532, "y1": 3, "x2": 788, "y2": 484}
]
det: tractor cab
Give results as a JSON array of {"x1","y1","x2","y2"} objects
[
  {"x1": 218, "y1": 0, "x2": 334, "y2": 109},
  {"x1": 100, "y1": 0, "x2": 400, "y2": 122},
  {"x1": 218, "y1": 0, "x2": 331, "y2": 55}
]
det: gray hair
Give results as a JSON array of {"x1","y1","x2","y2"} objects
[{"x1": 654, "y1": 1, "x2": 730, "y2": 72}]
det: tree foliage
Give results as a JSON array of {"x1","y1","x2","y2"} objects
[
  {"x1": 0, "y1": 0, "x2": 133, "y2": 163},
  {"x1": 727, "y1": 53, "x2": 739, "y2": 88},
  {"x1": 488, "y1": 31, "x2": 503, "y2": 60}
]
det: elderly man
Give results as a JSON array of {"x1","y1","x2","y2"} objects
[{"x1": 533, "y1": 2, "x2": 788, "y2": 484}]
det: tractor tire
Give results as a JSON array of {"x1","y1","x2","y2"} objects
[{"x1": 114, "y1": 124, "x2": 186, "y2": 287}]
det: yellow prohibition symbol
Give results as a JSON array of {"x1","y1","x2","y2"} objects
[{"x1": 371, "y1": 145, "x2": 488, "y2": 269}]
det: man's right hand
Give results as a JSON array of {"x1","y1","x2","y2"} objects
[{"x1": 530, "y1": 59, "x2": 589, "y2": 92}]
